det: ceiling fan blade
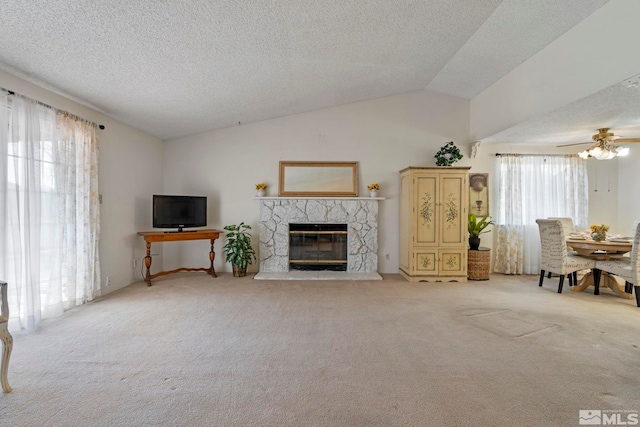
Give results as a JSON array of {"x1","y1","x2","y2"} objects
[
  {"x1": 614, "y1": 138, "x2": 640, "y2": 143},
  {"x1": 556, "y1": 141, "x2": 592, "y2": 147}
]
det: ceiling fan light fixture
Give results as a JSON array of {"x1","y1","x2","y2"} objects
[
  {"x1": 594, "y1": 150, "x2": 610, "y2": 160},
  {"x1": 617, "y1": 146, "x2": 630, "y2": 156},
  {"x1": 570, "y1": 129, "x2": 639, "y2": 160},
  {"x1": 579, "y1": 140, "x2": 625, "y2": 160}
]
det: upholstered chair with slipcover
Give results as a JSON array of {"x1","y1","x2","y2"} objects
[
  {"x1": 536, "y1": 219, "x2": 596, "y2": 293},
  {"x1": 594, "y1": 222, "x2": 640, "y2": 307}
]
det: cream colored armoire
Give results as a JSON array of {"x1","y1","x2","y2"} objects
[{"x1": 399, "y1": 167, "x2": 470, "y2": 282}]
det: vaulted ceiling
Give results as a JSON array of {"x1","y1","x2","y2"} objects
[{"x1": 1, "y1": 0, "x2": 638, "y2": 144}]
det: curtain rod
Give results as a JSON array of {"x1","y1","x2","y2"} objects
[
  {"x1": 1, "y1": 87, "x2": 105, "y2": 130},
  {"x1": 495, "y1": 153, "x2": 577, "y2": 157}
]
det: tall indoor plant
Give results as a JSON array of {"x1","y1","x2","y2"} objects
[
  {"x1": 468, "y1": 214, "x2": 494, "y2": 250},
  {"x1": 223, "y1": 222, "x2": 256, "y2": 277}
]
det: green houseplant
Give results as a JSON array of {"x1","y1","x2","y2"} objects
[
  {"x1": 434, "y1": 141, "x2": 463, "y2": 166},
  {"x1": 468, "y1": 213, "x2": 494, "y2": 250},
  {"x1": 222, "y1": 222, "x2": 256, "y2": 277}
]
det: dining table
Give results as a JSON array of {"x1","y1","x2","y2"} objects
[{"x1": 566, "y1": 237, "x2": 633, "y2": 299}]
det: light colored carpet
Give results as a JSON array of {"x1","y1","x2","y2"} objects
[{"x1": 1, "y1": 273, "x2": 638, "y2": 426}]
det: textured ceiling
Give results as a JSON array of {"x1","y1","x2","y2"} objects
[
  {"x1": 0, "y1": 0, "x2": 614, "y2": 140},
  {"x1": 482, "y1": 78, "x2": 640, "y2": 146}
]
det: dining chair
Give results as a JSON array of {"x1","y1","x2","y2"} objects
[
  {"x1": 536, "y1": 219, "x2": 596, "y2": 293},
  {"x1": 548, "y1": 217, "x2": 575, "y2": 236},
  {"x1": 0, "y1": 281, "x2": 12, "y2": 392},
  {"x1": 547, "y1": 217, "x2": 577, "y2": 278},
  {"x1": 593, "y1": 222, "x2": 640, "y2": 307}
]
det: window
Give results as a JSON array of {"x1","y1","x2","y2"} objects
[
  {"x1": 494, "y1": 154, "x2": 588, "y2": 274},
  {"x1": 1, "y1": 92, "x2": 100, "y2": 331}
]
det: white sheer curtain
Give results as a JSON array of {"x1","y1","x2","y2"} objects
[
  {"x1": 56, "y1": 113, "x2": 101, "y2": 309},
  {"x1": 494, "y1": 154, "x2": 588, "y2": 275},
  {"x1": 0, "y1": 92, "x2": 100, "y2": 331}
]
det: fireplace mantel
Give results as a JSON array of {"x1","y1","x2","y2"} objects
[
  {"x1": 253, "y1": 196, "x2": 385, "y2": 200},
  {"x1": 256, "y1": 197, "x2": 383, "y2": 276}
]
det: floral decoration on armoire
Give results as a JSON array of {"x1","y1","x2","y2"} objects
[
  {"x1": 420, "y1": 193, "x2": 433, "y2": 226},
  {"x1": 445, "y1": 192, "x2": 458, "y2": 228},
  {"x1": 445, "y1": 255, "x2": 458, "y2": 269},
  {"x1": 420, "y1": 255, "x2": 432, "y2": 269}
]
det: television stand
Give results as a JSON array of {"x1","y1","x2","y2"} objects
[{"x1": 137, "y1": 229, "x2": 223, "y2": 286}]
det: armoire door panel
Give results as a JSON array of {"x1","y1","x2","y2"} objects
[
  {"x1": 439, "y1": 250, "x2": 465, "y2": 275},
  {"x1": 414, "y1": 251, "x2": 437, "y2": 273},
  {"x1": 415, "y1": 175, "x2": 437, "y2": 245},
  {"x1": 440, "y1": 176, "x2": 464, "y2": 245}
]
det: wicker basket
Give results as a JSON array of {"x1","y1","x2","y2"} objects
[{"x1": 468, "y1": 249, "x2": 491, "y2": 280}]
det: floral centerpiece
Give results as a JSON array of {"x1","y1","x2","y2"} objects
[
  {"x1": 590, "y1": 223, "x2": 609, "y2": 242},
  {"x1": 368, "y1": 183, "x2": 380, "y2": 197},
  {"x1": 434, "y1": 141, "x2": 463, "y2": 166},
  {"x1": 255, "y1": 183, "x2": 267, "y2": 197}
]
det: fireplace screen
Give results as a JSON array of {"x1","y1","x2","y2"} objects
[{"x1": 289, "y1": 224, "x2": 347, "y2": 271}]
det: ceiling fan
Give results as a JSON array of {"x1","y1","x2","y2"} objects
[{"x1": 557, "y1": 128, "x2": 640, "y2": 160}]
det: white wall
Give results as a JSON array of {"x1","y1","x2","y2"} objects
[
  {"x1": 586, "y1": 158, "x2": 619, "y2": 232},
  {"x1": 616, "y1": 152, "x2": 640, "y2": 235},
  {"x1": 163, "y1": 90, "x2": 471, "y2": 274},
  {"x1": 99, "y1": 123, "x2": 164, "y2": 292},
  {"x1": 0, "y1": 70, "x2": 164, "y2": 295}
]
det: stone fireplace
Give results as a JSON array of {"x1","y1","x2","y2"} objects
[{"x1": 256, "y1": 198, "x2": 380, "y2": 275}]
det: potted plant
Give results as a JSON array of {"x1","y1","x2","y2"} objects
[
  {"x1": 368, "y1": 183, "x2": 380, "y2": 197},
  {"x1": 434, "y1": 141, "x2": 463, "y2": 166},
  {"x1": 222, "y1": 222, "x2": 256, "y2": 277},
  {"x1": 468, "y1": 213, "x2": 494, "y2": 250},
  {"x1": 255, "y1": 183, "x2": 267, "y2": 197}
]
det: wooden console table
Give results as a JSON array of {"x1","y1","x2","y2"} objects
[{"x1": 137, "y1": 229, "x2": 223, "y2": 286}]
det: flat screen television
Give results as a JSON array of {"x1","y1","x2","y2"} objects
[{"x1": 153, "y1": 195, "x2": 207, "y2": 232}]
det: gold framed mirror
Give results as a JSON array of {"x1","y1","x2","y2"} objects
[{"x1": 279, "y1": 161, "x2": 358, "y2": 197}]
